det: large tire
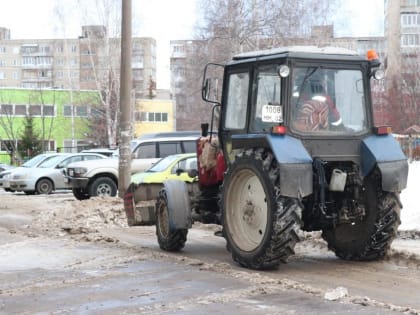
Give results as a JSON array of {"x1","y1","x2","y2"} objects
[
  {"x1": 72, "y1": 188, "x2": 90, "y2": 200},
  {"x1": 88, "y1": 177, "x2": 117, "y2": 197},
  {"x1": 155, "y1": 188, "x2": 188, "y2": 251},
  {"x1": 36, "y1": 178, "x2": 53, "y2": 194},
  {"x1": 322, "y1": 171, "x2": 401, "y2": 261},
  {"x1": 221, "y1": 149, "x2": 302, "y2": 270}
]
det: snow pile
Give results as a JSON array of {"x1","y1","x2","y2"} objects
[
  {"x1": 400, "y1": 162, "x2": 420, "y2": 231},
  {"x1": 31, "y1": 196, "x2": 128, "y2": 238}
]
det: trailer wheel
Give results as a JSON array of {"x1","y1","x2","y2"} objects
[
  {"x1": 155, "y1": 188, "x2": 188, "y2": 251},
  {"x1": 222, "y1": 149, "x2": 302, "y2": 270},
  {"x1": 322, "y1": 171, "x2": 401, "y2": 260}
]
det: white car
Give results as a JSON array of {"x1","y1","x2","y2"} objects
[
  {"x1": 9, "y1": 153, "x2": 107, "y2": 194},
  {"x1": 66, "y1": 134, "x2": 199, "y2": 200},
  {"x1": 0, "y1": 153, "x2": 60, "y2": 192}
]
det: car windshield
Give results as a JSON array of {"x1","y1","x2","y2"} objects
[
  {"x1": 291, "y1": 66, "x2": 368, "y2": 135},
  {"x1": 22, "y1": 154, "x2": 50, "y2": 167},
  {"x1": 147, "y1": 155, "x2": 180, "y2": 173},
  {"x1": 37, "y1": 155, "x2": 68, "y2": 168}
]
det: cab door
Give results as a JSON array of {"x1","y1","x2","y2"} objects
[{"x1": 220, "y1": 66, "x2": 252, "y2": 165}]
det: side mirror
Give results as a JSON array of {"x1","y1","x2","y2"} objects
[
  {"x1": 202, "y1": 63, "x2": 224, "y2": 103},
  {"x1": 202, "y1": 78, "x2": 219, "y2": 103}
]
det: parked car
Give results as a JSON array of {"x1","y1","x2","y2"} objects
[
  {"x1": 0, "y1": 153, "x2": 60, "y2": 192},
  {"x1": 0, "y1": 163, "x2": 14, "y2": 173},
  {"x1": 9, "y1": 153, "x2": 107, "y2": 194},
  {"x1": 131, "y1": 153, "x2": 198, "y2": 184},
  {"x1": 81, "y1": 148, "x2": 117, "y2": 157},
  {"x1": 66, "y1": 133, "x2": 199, "y2": 200}
]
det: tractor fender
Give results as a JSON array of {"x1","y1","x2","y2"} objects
[
  {"x1": 266, "y1": 134, "x2": 313, "y2": 198},
  {"x1": 231, "y1": 134, "x2": 313, "y2": 198},
  {"x1": 163, "y1": 179, "x2": 193, "y2": 230},
  {"x1": 361, "y1": 135, "x2": 408, "y2": 192}
]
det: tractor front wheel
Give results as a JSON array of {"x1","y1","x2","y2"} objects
[{"x1": 155, "y1": 188, "x2": 188, "y2": 251}]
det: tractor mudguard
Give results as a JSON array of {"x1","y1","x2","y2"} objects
[
  {"x1": 267, "y1": 135, "x2": 313, "y2": 198},
  {"x1": 162, "y1": 179, "x2": 193, "y2": 230},
  {"x1": 361, "y1": 135, "x2": 408, "y2": 192},
  {"x1": 231, "y1": 134, "x2": 313, "y2": 198}
]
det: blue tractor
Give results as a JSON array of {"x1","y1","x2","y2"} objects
[{"x1": 125, "y1": 46, "x2": 408, "y2": 270}]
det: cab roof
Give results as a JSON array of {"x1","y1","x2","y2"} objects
[{"x1": 231, "y1": 46, "x2": 364, "y2": 63}]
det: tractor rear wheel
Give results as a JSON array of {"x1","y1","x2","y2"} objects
[
  {"x1": 155, "y1": 188, "x2": 188, "y2": 251},
  {"x1": 221, "y1": 149, "x2": 302, "y2": 270},
  {"x1": 322, "y1": 171, "x2": 401, "y2": 260}
]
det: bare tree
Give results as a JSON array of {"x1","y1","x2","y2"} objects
[{"x1": 53, "y1": 0, "x2": 122, "y2": 147}]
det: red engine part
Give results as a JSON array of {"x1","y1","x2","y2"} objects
[{"x1": 196, "y1": 136, "x2": 225, "y2": 188}]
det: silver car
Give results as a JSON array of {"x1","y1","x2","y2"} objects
[
  {"x1": 9, "y1": 153, "x2": 107, "y2": 194},
  {"x1": 0, "y1": 153, "x2": 60, "y2": 192}
]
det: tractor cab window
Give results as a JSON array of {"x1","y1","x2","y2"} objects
[
  {"x1": 251, "y1": 65, "x2": 282, "y2": 132},
  {"x1": 291, "y1": 67, "x2": 368, "y2": 135},
  {"x1": 224, "y1": 72, "x2": 249, "y2": 129}
]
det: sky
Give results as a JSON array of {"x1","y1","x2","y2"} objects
[{"x1": 0, "y1": 0, "x2": 384, "y2": 89}]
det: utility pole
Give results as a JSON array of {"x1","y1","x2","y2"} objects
[{"x1": 118, "y1": 0, "x2": 132, "y2": 197}]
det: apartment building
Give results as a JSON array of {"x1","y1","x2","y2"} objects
[
  {"x1": 0, "y1": 25, "x2": 156, "y2": 99},
  {"x1": 385, "y1": 0, "x2": 420, "y2": 76}
]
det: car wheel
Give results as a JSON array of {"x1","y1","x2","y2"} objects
[
  {"x1": 36, "y1": 178, "x2": 53, "y2": 194},
  {"x1": 72, "y1": 188, "x2": 90, "y2": 200},
  {"x1": 88, "y1": 177, "x2": 117, "y2": 197}
]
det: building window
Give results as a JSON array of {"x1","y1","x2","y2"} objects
[
  {"x1": 401, "y1": 13, "x2": 420, "y2": 26},
  {"x1": 0, "y1": 72, "x2": 5, "y2": 79},
  {"x1": 137, "y1": 111, "x2": 169, "y2": 122},
  {"x1": 13, "y1": 71, "x2": 19, "y2": 80},
  {"x1": 0, "y1": 47, "x2": 5, "y2": 53},
  {"x1": 43, "y1": 105, "x2": 55, "y2": 116},
  {"x1": 38, "y1": 56, "x2": 52, "y2": 65},
  {"x1": 63, "y1": 105, "x2": 72, "y2": 116},
  {"x1": 22, "y1": 57, "x2": 36, "y2": 66},
  {"x1": 29, "y1": 105, "x2": 42, "y2": 116},
  {"x1": 15, "y1": 105, "x2": 27, "y2": 116},
  {"x1": 132, "y1": 55, "x2": 143, "y2": 68},
  {"x1": 76, "y1": 105, "x2": 88, "y2": 117},
  {"x1": 71, "y1": 45, "x2": 77, "y2": 53},
  {"x1": 0, "y1": 104, "x2": 13, "y2": 115},
  {"x1": 40, "y1": 46, "x2": 50, "y2": 54},
  {"x1": 401, "y1": 34, "x2": 420, "y2": 46},
  {"x1": 42, "y1": 140, "x2": 55, "y2": 151},
  {"x1": 0, "y1": 60, "x2": 5, "y2": 67},
  {"x1": 21, "y1": 45, "x2": 38, "y2": 54}
]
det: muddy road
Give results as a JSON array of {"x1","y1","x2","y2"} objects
[{"x1": 0, "y1": 191, "x2": 419, "y2": 314}]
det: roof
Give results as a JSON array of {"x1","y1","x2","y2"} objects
[{"x1": 232, "y1": 46, "x2": 361, "y2": 61}]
